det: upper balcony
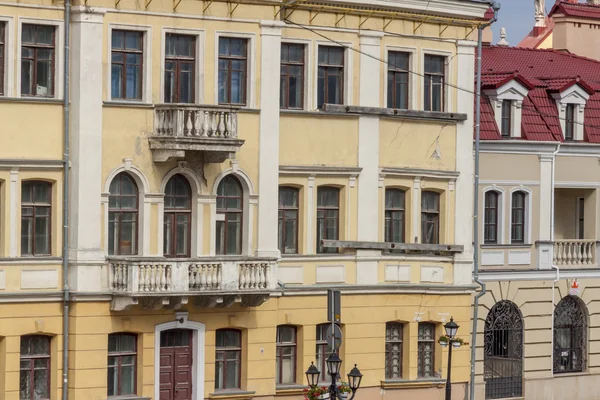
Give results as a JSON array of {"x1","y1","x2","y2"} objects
[
  {"x1": 149, "y1": 105, "x2": 244, "y2": 163},
  {"x1": 108, "y1": 256, "x2": 278, "y2": 311}
]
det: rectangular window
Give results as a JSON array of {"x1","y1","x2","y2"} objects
[
  {"x1": 20, "y1": 335, "x2": 51, "y2": 400},
  {"x1": 578, "y1": 197, "x2": 585, "y2": 239},
  {"x1": 317, "y1": 46, "x2": 344, "y2": 108},
  {"x1": 278, "y1": 187, "x2": 299, "y2": 254},
  {"x1": 215, "y1": 329, "x2": 242, "y2": 390},
  {"x1": 316, "y1": 187, "x2": 340, "y2": 253},
  {"x1": 484, "y1": 191, "x2": 499, "y2": 244},
  {"x1": 0, "y1": 22, "x2": 5, "y2": 96},
  {"x1": 276, "y1": 326, "x2": 297, "y2": 385},
  {"x1": 421, "y1": 191, "x2": 440, "y2": 245},
  {"x1": 565, "y1": 104, "x2": 575, "y2": 141},
  {"x1": 21, "y1": 181, "x2": 52, "y2": 256},
  {"x1": 280, "y1": 43, "x2": 304, "y2": 109},
  {"x1": 417, "y1": 323, "x2": 435, "y2": 378},
  {"x1": 385, "y1": 189, "x2": 405, "y2": 243},
  {"x1": 111, "y1": 30, "x2": 143, "y2": 101},
  {"x1": 385, "y1": 322, "x2": 403, "y2": 379},
  {"x1": 387, "y1": 51, "x2": 409, "y2": 109},
  {"x1": 108, "y1": 334, "x2": 137, "y2": 397},
  {"x1": 21, "y1": 24, "x2": 55, "y2": 97},
  {"x1": 316, "y1": 324, "x2": 331, "y2": 382},
  {"x1": 218, "y1": 37, "x2": 248, "y2": 105},
  {"x1": 511, "y1": 191, "x2": 526, "y2": 244},
  {"x1": 424, "y1": 55, "x2": 445, "y2": 112},
  {"x1": 501, "y1": 100, "x2": 512, "y2": 137},
  {"x1": 164, "y1": 33, "x2": 195, "y2": 103}
]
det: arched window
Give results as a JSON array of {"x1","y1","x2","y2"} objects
[
  {"x1": 109, "y1": 173, "x2": 138, "y2": 255},
  {"x1": 511, "y1": 191, "x2": 527, "y2": 244},
  {"x1": 421, "y1": 191, "x2": 440, "y2": 244},
  {"x1": 20, "y1": 335, "x2": 51, "y2": 400},
  {"x1": 164, "y1": 174, "x2": 191, "y2": 258},
  {"x1": 484, "y1": 300, "x2": 523, "y2": 399},
  {"x1": 554, "y1": 296, "x2": 587, "y2": 373},
  {"x1": 216, "y1": 176, "x2": 243, "y2": 255},
  {"x1": 21, "y1": 181, "x2": 52, "y2": 256},
  {"x1": 484, "y1": 191, "x2": 500, "y2": 244},
  {"x1": 385, "y1": 189, "x2": 405, "y2": 243}
]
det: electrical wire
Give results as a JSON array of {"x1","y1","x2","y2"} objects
[{"x1": 284, "y1": 18, "x2": 600, "y2": 133}]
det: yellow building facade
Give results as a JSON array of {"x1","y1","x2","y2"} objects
[{"x1": 0, "y1": 0, "x2": 489, "y2": 399}]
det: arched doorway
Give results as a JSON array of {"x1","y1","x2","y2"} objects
[{"x1": 484, "y1": 300, "x2": 523, "y2": 399}]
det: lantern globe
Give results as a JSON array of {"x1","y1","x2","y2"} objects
[
  {"x1": 444, "y1": 317, "x2": 459, "y2": 338},
  {"x1": 305, "y1": 362, "x2": 320, "y2": 387},
  {"x1": 347, "y1": 364, "x2": 363, "y2": 391}
]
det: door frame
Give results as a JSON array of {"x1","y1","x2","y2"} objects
[{"x1": 154, "y1": 314, "x2": 205, "y2": 400}]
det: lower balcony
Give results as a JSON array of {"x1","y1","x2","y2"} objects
[
  {"x1": 553, "y1": 239, "x2": 599, "y2": 268},
  {"x1": 108, "y1": 257, "x2": 278, "y2": 311}
]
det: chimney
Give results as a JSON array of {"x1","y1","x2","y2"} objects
[{"x1": 552, "y1": 1, "x2": 600, "y2": 59}]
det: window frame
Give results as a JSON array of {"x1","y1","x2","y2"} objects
[
  {"x1": 21, "y1": 180, "x2": 52, "y2": 257},
  {"x1": 385, "y1": 322, "x2": 404, "y2": 380},
  {"x1": 317, "y1": 45, "x2": 345, "y2": 109},
  {"x1": 385, "y1": 188, "x2": 406, "y2": 244},
  {"x1": 215, "y1": 329, "x2": 242, "y2": 390},
  {"x1": 216, "y1": 175, "x2": 244, "y2": 255},
  {"x1": 423, "y1": 53, "x2": 447, "y2": 112},
  {"x1": 163, "y1": 174, "x2": 192, "y2": 258},
  {"x1": 553, "y1": 296, "x2": 588, "y2": 374},
  {"x1": 417, "y1": 323, "x2": 436, "y2": 378},
  {"x1": 217, "y1": 35, "x2": 250, "y2": 106},
  {"x1": 110, "y1": 29, "x2": 144, "y2": 101},
  {"x1": 316, "y1": 186, "x2": 340, "y2": 254},
  {"x1": 20, "y1": 23, "x2": 56, "y2": 98},
  {"x1": 278, "y1": 186, "x2": 300, "y2": 254},
  {"x1": 501, "y1": 100, "x2": 512, "y2": 137},
  {"x1": 276, "y1": 325, "x2": 297, "y2": 385},
  {"x1": 164, "y1": 32, "x2": 196, "y2": 104},
  {"x1": 17, "y1": 18, "x2": 64, "y2": 99},
  {"x1": 421, "y1": 191, "x2": 440, "y2": 245},
  {"x1": 510, "y1": 190, "x2": 527, "y2": 244},
  {"x1": 108, "y1": 172, "x2": 139, "y2": 256},
  {"x1": 20, "y1": 335, "x2": 51, "y2": 400},
  {"x1": 280, "y1": 42, "x2": 305, "y2": 110},
  {"x1": 565, "y1": 103, "x2": 575, "y2": 141},
  {"x1": 0, "y1": 20, "x2": 5, "y2": 96},
  {"x1": 315, "y1": 323, "x2": 331, "y2": 382},
  {"x1": 107, "y1": 333, "x2": 138, "y2": 397},
  {"x1": 484, "y1": 190, "x2": 500, "y2": 244},
  {"x1": 387, "y1": 51, "x2": 410, "y2": 110}
]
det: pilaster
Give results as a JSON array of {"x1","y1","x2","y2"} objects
[
  {"x1": 454, "y1": 40, "x2": 476, "y2": 284},
  {"x1": 9, "y1": 168, "x2": 18, "y2": 257},
  {"x1": 255, "y1": 21, "x2": 285, "y2": 259},
  {"x1": 538, "y1": 154, "x2": 554, "y2": 269}
]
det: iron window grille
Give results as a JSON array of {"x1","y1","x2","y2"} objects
[
  {"x1": 553, "y1": 296, "x2": 587, "y2": 374},
  {"x1": 385, "y1": 322, "x2": 404, "y2": 379},
  {"x1": 417, "y1": 323, "x2": 435, "y2": 378}
]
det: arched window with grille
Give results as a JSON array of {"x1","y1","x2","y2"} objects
[
  {"x1": 164, "y1": 174, "x2": 192, "y2": 258},
  {"x1": 554, "y1": 296, "x2": 587, "y2": 373},
  {"x1": 484, "y1": 300, "x2": 523, "y2": 399},
  {"x1": 109, "y1": 173, "x2": 139, "y2": 255}
]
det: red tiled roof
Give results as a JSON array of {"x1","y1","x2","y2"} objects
[
  {"x1": 477, "y1": 45, "x2": 600, "y2": 142},
  {"x1": 518, "y1": 17, "x2": 554, "y2": 49},
  {"x1": 549, "y1": 0, "x2": 600, "y2": 20}
]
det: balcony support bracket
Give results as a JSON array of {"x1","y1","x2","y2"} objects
[{"x1": 110, "y1": 296, "x2": 138, "y2": 312}]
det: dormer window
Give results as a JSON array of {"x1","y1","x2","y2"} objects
[
  {"x1": 565, "y1": 104, "x2": 575, "y2": 141},
  {"x1": 501, "y1": 100, "x2": 512, "y2": 137}
]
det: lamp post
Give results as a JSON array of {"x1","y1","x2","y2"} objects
[
  {"x1": 305, "y1": 354, "x2": 363, "y2": 400},
  {"x1": 444, "y1": 317, "x2": 460, "y2": 400}
]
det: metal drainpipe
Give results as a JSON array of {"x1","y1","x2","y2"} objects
[
  {"x1": 469, "y1": 5, "x2": 498, "y2": 400},
  {"x1": 550, "y1": 143, "x2": 560, "y2": 371},
  {"x1": 62, "y1": 0, "x2": 71, "y2": 398}
]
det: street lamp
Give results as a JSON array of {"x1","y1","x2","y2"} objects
[
  {"x1": 444, "y1": 317, "x2": 460, "y2": 400},
  {"x1": 305, "y1": 354, "x2": 363, "y2": 399}
]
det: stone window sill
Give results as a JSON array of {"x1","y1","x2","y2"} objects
[
  {"x1": 107, "y1": 396, "x2": 150, "y2": 400},
  {"x1": 381, "y1": 378, "x2": 445, "y2": 389},
  {"x1": 209, "y1": 390, "x2": 256, "y2": 399},
  {"x1": 275, "y1": 384, "x2": 306, "y2": 395},
  {"x1": 103, "y1": 100, "x2": 154, "y2": 108},
  {"x1": 481, "y1": 244, "x2": 533, "y2": 249}
]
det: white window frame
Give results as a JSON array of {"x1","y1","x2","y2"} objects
[
  {"x1": 0, "y1": 16, "x2": 14, "y2": 97},
  {"x1": 484, "y1": 79, "x2": 529, "y2": 139},
  {"x1": 576, "y1": 196, "x2": 585, "y2": 240},
  {"x1": 508, "y1": 187, "x2": 533, "y2": 245},
  {"x1": 214, "y1": 31, "x2": 256, "y2": 108},
  {"x1": 551, "y1": 83, "x2": 590, "y2": 142},
  {"x1": 161, "y1": 27, "x2": 205, "y2": 105},
  {"x1": 315, "y1": 40, "x2": 353, "y2": 109},
  {"x1": 482, "y1": 186, "x2": 505, "y2": 245},
  {"x1": 421, "y1": 49, "x2": 453, "y2": 113},
  {"x1": 107, "y1": 24, "x2": 153, "y2": 104},
  {"x1": 280, "y1": 38, "x2": 311, "y2": 110},
  {"x1": 16, "y1": 17, "x2": 65, "y2": 99},
  {"x1": 384, "y1": 45, "x2": 417, "y2": 110}
]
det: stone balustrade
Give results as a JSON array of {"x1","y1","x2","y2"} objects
[
  {"x1": 553, "y1": 240, "x2": 596, "y2": 266},
  {"x1": 239, "y1": 262, "x2": 271, "y2": 290},
  {"x1": 154, "y1": 105, "x2": 238, "y2": 139}
]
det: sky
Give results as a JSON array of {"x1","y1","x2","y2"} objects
[{"x1": 491, "y1": 0, "x2": 539, "y2": 46}]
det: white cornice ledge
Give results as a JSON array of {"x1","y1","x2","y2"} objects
[
  {"x1": 381, "y1": 167, "x2": 459, "y2": 180},
  {"x1": 480, "y1": 268, "x2": 600, "y2": 281},
  {"x1": 279, "y1": 165, "x2": 362, "y2": 176},
  {"x1": 478, "y1": 140, "x2": 600, "y2": 156}
]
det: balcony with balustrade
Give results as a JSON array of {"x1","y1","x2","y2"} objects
[
  {"x1": 107, "y1": 257, "x2": 278, "y2": 311},
  {"x1": 149, "y1": 105, "x2": 244, "y2": 163}
]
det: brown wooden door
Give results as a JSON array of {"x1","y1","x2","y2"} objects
[{"x1": 159, "y1": 329, "x2": 193, "y2": 400}]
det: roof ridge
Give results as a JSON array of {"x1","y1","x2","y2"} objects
[{"x1": 486, "y1": 45, "x2": 600, "y2": 65}]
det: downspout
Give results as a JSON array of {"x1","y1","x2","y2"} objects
[
  {"x1": 62, "y1": 0, "x2": 71, "y2": 398},
  {"x1": 550, "y1": 143, "x2": 561, "y2": 371},
  {"x1": 469, "y1": 4, "x2": 499, "y2": 400}
]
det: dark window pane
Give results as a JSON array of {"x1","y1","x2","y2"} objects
[
  {"x1": 219, "y1": 37, "x2": 248, "y2": 105},
  {"x1": 164, "y1": 34, "x2": 195, "y2": 103},
  {"x1": 216, "y1": 176, "x2": 243, "y2": 255},
  {"x1": 108, "y1": 173, "x2": 139, "y2": 255},
  {"x1": 21, "y1": 24, "x2": 55, "y2": 97}
]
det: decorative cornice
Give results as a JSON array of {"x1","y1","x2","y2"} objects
[
  {"x1": 279, "y1": 165, "x2": 362, "y2": 177},
  {"x1": 380, "y1": 167, "x2": 459, "y2": 180}
]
